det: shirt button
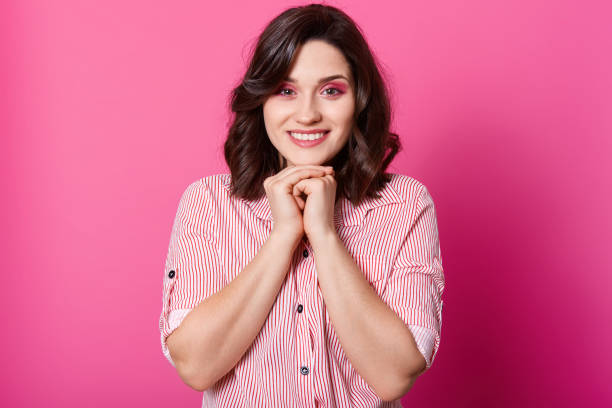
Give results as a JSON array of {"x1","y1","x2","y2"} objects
[
  {"x1": 300, "y1": 366, "x2": 310, "y2": 375},
  {"x1": 168, "y1": 270, "x2": 176, "y2": 279},
  {"x1": 297, "y1": 304, "x2": 304, "y2": 313},
  {"x1": 303, "y1": 249, "x2": 309, "y2": 258}
]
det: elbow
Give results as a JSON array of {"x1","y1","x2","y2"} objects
[
  {"x1": 175, "y1": 359, "x2": 211, "y2": 392},
  {"x1": 168, "y1": 341, "x2": 211, "y2": 392},
  {"x1": 375, "y1": 374, "x2": 417, "y2": 402},
  {"x1": 391, "y1": 375, "x2": 418, "y2": 401},
  {"x1": 185, "y1": 377, "x2": 210, "y2": 393},
  {"x1": 377, "y1": 357, "x2": 426, "y2": 401}
]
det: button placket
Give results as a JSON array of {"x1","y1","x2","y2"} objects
[
  {"x1": 295, "y1": 241, "x2": 315, "y2": 289},
  {"x1": 296, "y1": 296, "x2": 314, "y2": 380},
  {"x1": 296, "y1": 240, "x2": 315, "y2": 377},
  {"x1": 302, "y1": 238, "x2": 312, "y2": 258}
]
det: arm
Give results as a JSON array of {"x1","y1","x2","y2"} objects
[
  {"x1": 166, "y1": 230, "x2": 300, "y2": 391},
  {"x1": 309, "y1": 232, "x2": 426, "y2": 401},
  {"x1": 163, "y1": 167, "x2": 334, "y2": 391},
  {"x1": 294, "y1": 175, "x2": 443, "y2": 402}
]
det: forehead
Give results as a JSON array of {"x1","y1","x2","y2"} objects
[{"x1": 285, "y1": 40, "x2": 352, "y2": 82}]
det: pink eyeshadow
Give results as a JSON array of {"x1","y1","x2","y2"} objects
[{"x1": 325, "y1": 82, "x2": 348, "y2": 92}]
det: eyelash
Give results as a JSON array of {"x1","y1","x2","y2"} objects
[{"x1": 277, "y1": 87, "x2": 344, "y2": 96}]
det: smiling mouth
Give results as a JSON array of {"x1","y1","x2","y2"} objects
[{"x1": 288, "y1": 131, "x2": 329, "y2": 141}]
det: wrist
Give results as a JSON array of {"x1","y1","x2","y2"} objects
[
  {"x1": 269, "y1": 228, "x2": 303, "y2": 248},
  {"x1": 306, "y1": 227, "x2": 338, "y2": 249}
]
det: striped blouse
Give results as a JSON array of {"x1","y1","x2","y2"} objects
[{"x1": 159, "y1": 173, "x2": 445, "y2": 407}]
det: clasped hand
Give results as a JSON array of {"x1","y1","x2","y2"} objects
[{"x1": 263, "y1": 165, "x2": 337, "y2": 242}]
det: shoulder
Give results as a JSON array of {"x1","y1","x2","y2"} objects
[
  {"x1": 180, "y1": 173, "x2": 232, "y2": 200},
  {"x1": 384, "y1": 173, "x2": 431, "y2": 205},
  {"x1": 176, "y1": 173, "x2": 234, "y2": 214},
  {"x1": 174, "y1": 174, "x2": 233, "y2": 233}
]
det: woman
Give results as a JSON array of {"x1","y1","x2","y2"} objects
[{"x1": 159, "y1": 4, "x2": 445, "y2": 407}]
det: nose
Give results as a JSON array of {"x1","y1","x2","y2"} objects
[{"x1": 295, "y1": 95, "x2": 322, "y2": 124}]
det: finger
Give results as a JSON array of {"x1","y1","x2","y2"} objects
[
  {"x1": 283, "y1": 165, "x2": 334, "y2": 179},
  {"x1": 267, "y1": 165, "x2": 332, "y2": 185},
  {"x1": 268, "y1": 165, "x2": 334, "y2": 192},
  {"x1": 324, "y1": 174, "x2": 336, "y2": 182},
  {"x1": 277, "y1": 164, "x2": 332, "y2": 176},
  {"x1": 293, "y1": 178, "x2": 312, "y2": 197},
  {"x1": 277, "y1": 164, "x2": 334, "y2": 176},
  {"x1": 294, "y1": 194, "x2": 305, "y2": 210},
  {"x1": 281, "y1": 168, "x2": 332, "y2": 191},
  {"x1": 293, "y1": 186, "x2": 306, "y2": 209}
]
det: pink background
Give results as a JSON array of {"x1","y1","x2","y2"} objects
[{"x1": 2, "y1": 0, "x2": 610, "y2": 406}]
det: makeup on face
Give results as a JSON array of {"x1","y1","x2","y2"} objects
[
  {"x1": 274, "y1": 79, "x2": 349, "y2": 98},
  {"x1": 262, "y1": 40, "x2": 356, "y2": 168}
]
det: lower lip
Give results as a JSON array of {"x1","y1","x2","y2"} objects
[{"x1": 287, "y1": 131, "x2": 329, "y2": 147}]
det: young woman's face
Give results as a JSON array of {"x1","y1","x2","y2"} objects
[{"x1": 263, "y1": 40, "x2": 355, "y2": 168}]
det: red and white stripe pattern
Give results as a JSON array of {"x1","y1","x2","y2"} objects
[{"x1": 160, "y1": 173, "x2": 444, "y2": 407}]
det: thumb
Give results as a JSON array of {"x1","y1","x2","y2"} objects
[{"x1": 294, "y1": 194, "x2": 305, "y2": 210}]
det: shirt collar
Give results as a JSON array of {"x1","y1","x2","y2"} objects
[{"x1": 229, "y1": 174, "x2": 404, "y2": 227}]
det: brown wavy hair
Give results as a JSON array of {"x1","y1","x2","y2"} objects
[{"x1": 224, "y1": 3, "x2": 401, "y2": 206}]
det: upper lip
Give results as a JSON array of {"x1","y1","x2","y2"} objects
[{"x1": 287, "y1": 129, "x2": 329, "y2": 134}]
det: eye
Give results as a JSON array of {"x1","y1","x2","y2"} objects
[
  {"x1": 322, "y1": 87, "x2": 343, "y2": 96},
  {"x1": 277, "y1": 87, "x2": 295, "y2": 96}
]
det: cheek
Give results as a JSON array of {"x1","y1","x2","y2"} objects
[
  {"x1": 263, "y1": 100, "x2": 292, "y2": 124},
  {"x1": 262, "y1": 102, "x2": 275, "y2": 125},
  {"x1": 326, "y1": 100, "x2": 355, "y2": 124},
  {"x1": 263, "y1": 101, "x2": 279, "y2": 125},
  {"x1": 262, "y1": 104, "x2": 280, "y2": 142}
]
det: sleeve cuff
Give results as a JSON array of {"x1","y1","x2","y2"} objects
[
  {"x1": 407, "y1": 324, "x2": 439, "y2": 372},
  {"x1": 160, "y1": 308, "x2": 193, "y2": 367}
]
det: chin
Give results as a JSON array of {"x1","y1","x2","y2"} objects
[{"x1": 286, "y1": 152, "x2": 334, "y2": 166}]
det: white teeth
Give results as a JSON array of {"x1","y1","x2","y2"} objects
[{"x1": 290, "y1": 132, "x2": 326, "y2": 141}]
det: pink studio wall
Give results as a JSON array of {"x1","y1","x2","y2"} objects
[{"x1": 2, "y1": 0, "x2": 610, "y2": 406}]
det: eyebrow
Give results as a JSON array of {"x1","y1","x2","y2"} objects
[{"x1": 285, "y1": 74, "x2": 350, "y2": 84}]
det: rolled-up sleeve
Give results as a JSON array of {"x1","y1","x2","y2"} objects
[
  {"x1": 382, "y1": 185, "x2": 445, "y2": 372},
  {"x1": 159, "y1": 179, "x2": 225, "y2": 367}
]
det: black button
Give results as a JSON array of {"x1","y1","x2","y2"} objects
[
  {"x1": 300, "y1": 366, "x2": 309, "y2": 375},
  {"x1": 297, "y1": 304, "x2": 303, "y2": 313},
  {"x1": 303, "y1": 249, "x2": 309, "y2": 258},
  {"x1": 168, "y1": 270, "x2": 175, "y2": 279}
]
